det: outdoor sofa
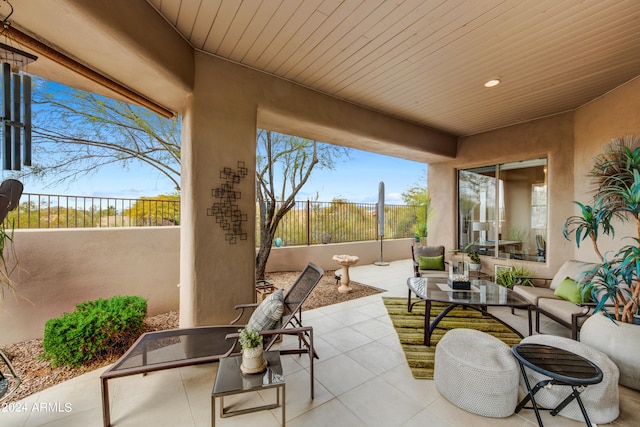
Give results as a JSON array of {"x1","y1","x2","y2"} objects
[{"x1": 512, "y1": 259, "x2": 598, "y2": 339}]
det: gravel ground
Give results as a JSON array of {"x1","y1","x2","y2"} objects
[{"x1": 0, "y1": 270, "x2": 382, "y2": 403}]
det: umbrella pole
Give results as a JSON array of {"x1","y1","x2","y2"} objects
[{"x1": 374, "y1": 235, "x2": 389, "y2": 266}]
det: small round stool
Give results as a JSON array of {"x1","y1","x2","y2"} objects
[{"x1": 434, "y1": 328, "x2": 519, "y2": 418}]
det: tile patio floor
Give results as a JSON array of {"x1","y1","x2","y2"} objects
[{"x1": 2, "y1": 259, "x2": 639, "y2": 426}]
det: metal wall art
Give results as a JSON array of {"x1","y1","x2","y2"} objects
[{"x1": 207, "y1": 161, "x2": 248, "y2": 244}]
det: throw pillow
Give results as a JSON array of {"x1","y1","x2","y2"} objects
[
  {"x1": 554, "y1": 277, "x2": 592, "y2": 303},
  {"x1": 419, "y1": 255, "x2": 444, "y2": 271},
  {"x1": 549, "y1": 260, "x2": 598, "y2": 289},
  {"x1": 248, "y1": 288, "x2": 285, "y2": 332}
]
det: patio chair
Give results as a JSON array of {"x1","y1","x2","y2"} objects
[
  {"x1": 0, "y1": 349, "x2": 21, "y2": 403},
  {"x1": 411, "y1": 245, "x2": 448, "y2": 278},
  {"x1": 0, "y1": 179, "x2": 23, "y2": 280},
  {"x1": 0, "y1": 179, "x2": 23, "y2": 222},
  {"x1": 100, "y1": 262, "x2": 324, "y2": 427},
  {"x1": 536, "y1": 234, "x2": 546, "y2": 262}
]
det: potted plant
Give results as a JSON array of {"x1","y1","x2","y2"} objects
[
  {"x1": 562, "y1": 135, "x2": 640, "y2": 390},
  {"x1": 238, "y1": 326, "x2": 266, "y2": 374},
  {"x1": 414, "y1": 223, "x2": 428, "y2": 245},
  {"x1": 495, "y1": 264, "x2": 533, "y2": 288},
  {"x1": 468, "y1": 251, "x2": 482, "y2": 271}
]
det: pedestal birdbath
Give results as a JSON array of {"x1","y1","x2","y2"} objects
[{"x1": 332, "y1": 254, "x2": 359, "y2": 293}]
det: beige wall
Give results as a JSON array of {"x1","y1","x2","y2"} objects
[
  {"x1": 0, "y1": 228, "x2": 180, "y2": 346},
  {"x1": 0, "y1": 226, "x2": 408, "y2": 345},
  {"x1": 429, "y1": 113, "x2": 575, "y2": 278},
  {"x1": 265, "y1": 238, "x2": 414, "y2": 273},
  {"x1": 429, "y1": 75, "x2": 640, "y2": 278},
  {"x1": 573, "y1": 76, "x2": 640, "y2": 260}
]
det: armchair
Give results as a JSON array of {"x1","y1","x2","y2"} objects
[{"x1": 411, "y1": 245, "x2": 448, "y2": 278}]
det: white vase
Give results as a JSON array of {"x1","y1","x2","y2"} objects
[
  {"x1": 580, "y1": 312, "x2": 640, "y2": 391},
  {"x1": 241, "y1": 346, "x2": 267, "y2": 374}
]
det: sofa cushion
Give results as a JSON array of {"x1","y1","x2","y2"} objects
[
  {"x1": 537, "y1": 297, "x2": 591, "y2": 327},
  {"x1": 550, "y1": 260, "x2": 598, "y2": 290},
  {"x1": 512, "y1": 285, "x2": 557, "y2": 305},
  {"x1": 419, "y1": 255, "x2": 444, "y2": 271}
]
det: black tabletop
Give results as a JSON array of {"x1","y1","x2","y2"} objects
[{"x1": 512, "y1": 343, "x2": 603, "y2": 386}]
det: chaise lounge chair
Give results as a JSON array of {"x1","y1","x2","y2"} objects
[
  {"x1": 100, "y1": 262, "x2": 324, "y2": 427},
  {"x1": 0, "y1": 349, "x2": 21, "y2": 403}
]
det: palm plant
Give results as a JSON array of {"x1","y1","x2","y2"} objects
[
  {"x1": 562, "y1": 201, "x2": 618, "y2": 261},
  {"x1": 564, "y1": 136, "x2": 640, "y2": 323},
  {"x1": 0, "y1": 221, "x2": 18, "y2": 306},
  {"x1": 0, "y1": 179, "x2": 23, "y2": 308}
]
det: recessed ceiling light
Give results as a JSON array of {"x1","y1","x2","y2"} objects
[{"x1": 484, "y1": 79, "x2": 501, "y2": 88}]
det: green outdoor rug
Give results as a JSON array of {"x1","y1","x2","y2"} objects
[{"x1": 383, "y1": 297, "x2": 522, "y2": 380}]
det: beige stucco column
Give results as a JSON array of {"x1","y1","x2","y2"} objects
[
  {"x1": 179, "y1": 52, "x2": 456, "y2": 327},
  {"x1": 180, "y1": 53, "x2": 257, "y2": 327}
]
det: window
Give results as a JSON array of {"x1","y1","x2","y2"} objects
[{"x1": 458, "y1": 158, "x2": 547, "y2": 263}]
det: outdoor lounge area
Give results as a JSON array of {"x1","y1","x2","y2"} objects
[
  {"x1": 4, "y1": 260, "x2": 639, "y2": 427},
  {"x1": 3, "y1": 2, "x2": 640, "y2": 427}
]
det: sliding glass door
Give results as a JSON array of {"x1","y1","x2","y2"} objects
[{"x1": 458, "y1": 158, "x2": 547, "y2": 263}]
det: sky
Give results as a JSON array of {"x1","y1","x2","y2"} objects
[
  {"x1": 12, "y1": 147, "x2": 427, "y2": 204},
  {"x1": 6, "y1": 78, "x2": 427, "y2": 203},
  {"x1": 295, "y1": 149, "x2": 426, "y2": 204}
]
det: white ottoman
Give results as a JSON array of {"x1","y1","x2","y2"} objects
[
  {"x1": 519, "y1": 335, "x2": 619, "y2": 424},
  {"x1": 434, "y1": 328, "x2": 519, "y2": 418}
]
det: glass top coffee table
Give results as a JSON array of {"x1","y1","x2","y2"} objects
[{"x1": 406, "y1": 277, "x2": 532, "y2": 346}]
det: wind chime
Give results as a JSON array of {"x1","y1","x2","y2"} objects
[
  {"x1": 0, "y1": 0, "x2": 36, "y2": 171},
  {"x1": 0, "y1": 41, "x2": 35, "y2": 171}
]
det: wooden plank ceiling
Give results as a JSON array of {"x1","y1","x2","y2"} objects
[{"x1": 147, "y1": 0, "x2": 640, "y2": 137}]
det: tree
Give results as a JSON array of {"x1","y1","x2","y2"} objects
[
  {"x1": 401, "y1": 173, "x2": 431, "y2": 238},
  {"x1": 24, "y1": 79, "x2": 181, "y2": 190},
  {"x1": 121, "y1": 193, "x2": 180, "y2": 226},
  {"x1": 255, "y1": 130, "x2": 349, "y2": 280}
]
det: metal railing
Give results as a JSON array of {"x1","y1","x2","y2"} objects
[
  {"x1": 7, "y1": 194, "x2": 426, "y2": 247},
  {"x1": 262, "y1": 200, "x2": 425, "y2": 246},
  {"x1": 8, "y1": 193, "x2": 180, "y2": 228}
]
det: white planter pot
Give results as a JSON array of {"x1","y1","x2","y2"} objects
[
  {"x1": 468, "y1": 263, "x2": 482, "y2": 271},
  {"x1": 241, "y1": 346, "x2": 267, "y2": 374},
  {"x1": 580, "y1": 312, "x2": 640, "y2": 391}
]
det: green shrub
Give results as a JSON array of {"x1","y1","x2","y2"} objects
[{"x1": 42, "y1": 295, "x2": 147, "y2": 367}]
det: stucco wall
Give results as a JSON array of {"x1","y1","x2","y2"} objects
[
  {"x1": 0, "y1": 226, "x2": 410, "y2": 345},
  {"x1": 428, "y1": 113, "x2": 575, "y2": 279},
  {"x1": 0, "y1": 227, "x2": 180, "y2": 346},
  {"x1": 429, "y1": 75, "x2": 640, "y2": 278},
  {"x1": 573, "y1": 76, "x2": 640, "y2": 260},
  {"x1": 264, "y1": 238, "x2": 414, "y2": 273}
]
